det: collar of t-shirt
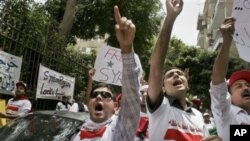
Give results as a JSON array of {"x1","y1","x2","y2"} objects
[
  {"x1": 166, "y1": 94, "x2": 192, "y2": 113},
  {"x1": 147, "y1": 91, "x2": 192, "y2": 113},
  {"x1": 13, "y1": 95, "x2": 28, "y2": 101}
]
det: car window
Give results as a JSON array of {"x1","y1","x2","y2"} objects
[{"x1": 0, "y1": 114, "x2": 83, "y2": 141}]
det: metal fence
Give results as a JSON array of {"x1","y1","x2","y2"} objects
[{"x1": 0, "y1": 1, "x2": 89, "y2": 110}]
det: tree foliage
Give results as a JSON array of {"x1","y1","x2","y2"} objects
[{"x1": 45, "y1": 0, "x2": 162, "y2": 68}]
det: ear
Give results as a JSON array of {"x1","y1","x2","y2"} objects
[{"x1": 162, "y1": 87, "x2": 165, "y2": 93}]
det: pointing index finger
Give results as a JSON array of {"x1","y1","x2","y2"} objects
[{"x1": 114, "y1": 5, "x2": 121, "y2": 24}]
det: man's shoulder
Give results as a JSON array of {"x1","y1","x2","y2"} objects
[{"x1": 190, "y1": 107, "x2": 202, "y2": 115}]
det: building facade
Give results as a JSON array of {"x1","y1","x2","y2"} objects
[{"x1": 197, "y1": 0, "x2": 238, "y2": 56}]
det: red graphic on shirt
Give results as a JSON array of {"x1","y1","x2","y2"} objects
[
  {"x1": 136, "y1": 117, "x2": 149, "y2": 138},
  {"x1": 80, "y1": 127, "x2": 107, "y2": 139},
  {"x1": 6, "y1": 105, "x2": 19, "y2": 111},
  {"x1": 164, "y1": 129, "x2": 202, "y2": 141}
]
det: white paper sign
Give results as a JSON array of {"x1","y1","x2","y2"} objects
[
  {"x1": 232, "y1": 0, "x2": 250, "y2": 62},
  {"x1": 36, "y1": 64, "x2": 75, "y2": 100},
  {"x1": 0, "y1": 51, "x2": 22, "y2": 95},
  {"x1": 93, "y1": 46, "x2": 122, "y2": 86}
]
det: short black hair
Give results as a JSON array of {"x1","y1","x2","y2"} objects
[{"x1": 163, "y1": 67, "x2": 184, "y2": 75}]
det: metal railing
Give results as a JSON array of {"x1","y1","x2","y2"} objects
[{"x1": 0, "y1": 2, "x2": 89, "y2": 110}]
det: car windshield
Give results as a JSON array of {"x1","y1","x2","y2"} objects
[{"x1": 0, "y1": 113, "x2": 83, "y2": 141}]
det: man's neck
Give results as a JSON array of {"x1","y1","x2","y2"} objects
[{"x1": 14, "y1": 94, "x2": 27, "y2": 100}]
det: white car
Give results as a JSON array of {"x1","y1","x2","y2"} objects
[{"x1": 0, "y1": 111, "x2": 89, "y2": 141}]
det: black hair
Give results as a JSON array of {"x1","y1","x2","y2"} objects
[{"x1": 163, "y1": 67, "x2": 184, "y2": 75}]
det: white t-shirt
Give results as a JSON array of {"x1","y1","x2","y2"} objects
[
  {"x1": 204, "y1": 121, "x2": 217, "y2": 136},
  {"x1": 70, "y1": 103, "x2": 79, "y2": 112},
  {"x1": 70, "y1": 103, "x2": 88, "y2": 112},
  {"x1": 6, "y1": 98, "x2": 31, "y2": 116},
  {"x1": 147, "y1": 95, "x2": 208, "y2": 141},
  {"x1": 210, "y1": 81, "x2": 250, "y2": 141},
  {"x1": 55, "y1": 102, "x2": 71, "y2": 111}
]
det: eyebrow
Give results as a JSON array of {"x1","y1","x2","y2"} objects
[{"x1": 165, "y1": 70, "x2": 183, "y2": 78}]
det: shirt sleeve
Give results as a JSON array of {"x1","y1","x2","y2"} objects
[
  {"x1": 209, "y1": 80, "x2": 232, "y2": 125},
  {"x1": 146, "y1": 91, "x2": 164, "y2": 113},
  {"x1": 112, "y1": 53, "x2": 141, "y2": 141}
]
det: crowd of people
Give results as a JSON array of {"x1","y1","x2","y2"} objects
[{"x1": 0, "y1": 0, "x2": 250, "y2": 141}]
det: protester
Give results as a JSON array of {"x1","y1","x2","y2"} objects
[
  {"x1": 210, "y1": 17, "x2": 250, "y2": 141},
  {"x1": 146, "y1": 0, "x2": 210, "y2": 140},
  {"x1": 70, "y1": 96, "x2": 88, "y2": 112},
  {"x1": 71, "y1": 5, "x2": 141, "y2": 141},
  {"x1": 140, "y1": 85, "x2": 148, "y2": 114},
  {"x1": 113, "y1": 85, "x2": 149, "y2": 141},
  {"x1": 136, "y1": 84, "x2": 149, "y2": 141},
  {"x1": 191, "y1": 96, "x2": 202, "y2": 110},
  {"x1": 86, "y1": 68, "x2": 96, "y2": 103},
  {"x1": 203, "y1": 112, "x2": 217, "y2": 136},
  {"x1": 55, "y1": 95, "x2": 71, "y2": 111},
  {"x1": 0, "y1": 81, "x2": 31, "y2": 119}
]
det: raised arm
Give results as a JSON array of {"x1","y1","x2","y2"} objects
[
  {"x1": 148, "y1": 0, "x2": 183, "y2": 104},
  {"x1": 112, "y1": 5, "x2": 141, "y2": 141},
  {"x1": 212, "y1": 17, "x2": 235, "y2": 85},
  {"x1": 0, "y1": 112, "x2": 18, "y2": 119},
  {"x1": 85, "y1": 68, "x2": 95, "y2": 103}
]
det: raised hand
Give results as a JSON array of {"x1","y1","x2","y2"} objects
[
  {"x1": 88, "y1": 68, "x2": 96, "y2": 78},
  {"x1": 114, "y1": 5, "x2": 135, "y2": 53},
  {"x1": 220, "y1": 17, "x2": 235, "y2": 41},
  {"x1": 166, "y1": 0, "x2": 183, "y2": 19}
]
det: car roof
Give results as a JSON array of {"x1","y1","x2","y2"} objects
[{"x1": 31, "y1": 110, "x2": 89, "y2": 121}]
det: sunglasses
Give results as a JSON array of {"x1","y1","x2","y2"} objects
[{"x1": 90, "y1": 91, "x2": 113, "y2": 99}]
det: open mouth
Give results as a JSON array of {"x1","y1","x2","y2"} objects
[
  {"x1": 242, "y1": 91, "x2": 250, "y2": 98},
  {"x1": 173, "y1": 80, "x2": 182, "y2": 86},
  {"x1": 95, "y1": 103, "x2": 103, "y2": 111}
]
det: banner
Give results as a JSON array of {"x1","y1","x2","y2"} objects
[
  {"x1": 36, "y1": 64, "x2": 75, "y2": 100},
  {"x1": 0, "y1": 51, "x2": 22, "y2": 95},
  {"x1": 93, "y1": 46, "x2": 122, "y2": 86},
  {"x1": 232, "y1": 0, "x2": 250, "y2": 62},
  {"x1": 0, "y1": 99, "x2": 6, "y2": 127}
]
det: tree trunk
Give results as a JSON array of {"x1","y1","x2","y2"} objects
[{"x1": 58, "y1": 0, "x2": 77, "y2": 38}]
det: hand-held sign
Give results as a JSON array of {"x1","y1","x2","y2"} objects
[{"x1": 114, "y1": 5, "x2": 135, "y2": 53}]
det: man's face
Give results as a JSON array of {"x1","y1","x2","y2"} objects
[
  {"x1": 88, "y1": 87, "x2": 114, "y2": 123},
  {"x1": 230, "y1": 79, "x2": 250, "y2": 109},
  {"x1": 163, "y1": 69, "x2": 189, "y2": 98},
  {"x1": 15, "y1": 85, "x2": 25, "y2": 96},
  {"x1": 203, "y1": 115, "x2": 210, "y2": 123},
  {"x1": 62, "y1": 97, "x2": 69, "y2": 103}
]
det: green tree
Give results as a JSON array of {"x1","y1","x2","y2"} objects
[{"x1": 45, "y1": 0, "x2": 162, "y2": 64}]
